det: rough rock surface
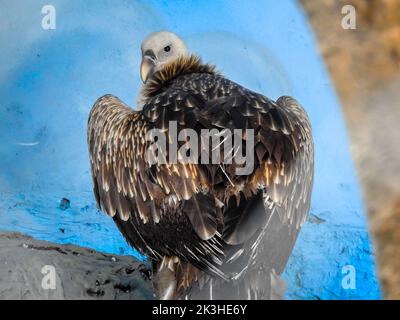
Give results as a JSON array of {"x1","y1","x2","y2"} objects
[{"x1": 0, "y1": 232, "x2": 153, "y2": 300}]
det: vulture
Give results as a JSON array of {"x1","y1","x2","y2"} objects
[{"x1": 88, "y1": 31, "x2": 314, "y2": 300}]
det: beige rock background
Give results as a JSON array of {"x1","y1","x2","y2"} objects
[{"x1": 300, "y1": 0, "x2": 400, "y2": 299}]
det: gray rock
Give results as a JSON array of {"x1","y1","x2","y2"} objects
[{"x1": 0, "y1": 232, "x2": 153, "y2": 300}]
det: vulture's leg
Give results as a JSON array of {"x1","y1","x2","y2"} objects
[
  {"x1": 152, "y1": 256, "x2": 204, "y2": 300},
  {"x1": 152, "y1": 257, "x2": 178, "y2": 300}
]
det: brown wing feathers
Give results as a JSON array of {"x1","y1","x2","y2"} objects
[{"x1": 88, "y1": 56, "x2": 314, "y2": 292}]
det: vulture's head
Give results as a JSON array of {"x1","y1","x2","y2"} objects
[{"x1": 140, "y1": 31, "x2": 188, "y2": 83}]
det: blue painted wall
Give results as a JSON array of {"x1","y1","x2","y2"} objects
[{"x1": 0, "y1": 0, "x2": 381, "y2": 299}]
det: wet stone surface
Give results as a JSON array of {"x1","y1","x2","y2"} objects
[{"x1": 0, "y1": 232, "x2": 153, "y2": 300}]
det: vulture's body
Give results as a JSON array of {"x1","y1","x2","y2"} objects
[{"x1": 88, "y1": 51, "x2": 313, "y2": 299}]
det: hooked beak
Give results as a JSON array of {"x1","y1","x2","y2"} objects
[{"x1": 140, "y1": 53, "x2": 156, "y2": 83}]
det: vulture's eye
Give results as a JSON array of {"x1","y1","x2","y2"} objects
[{"x1": 164, "y1": 46, "x2": 171, "y2": 52}]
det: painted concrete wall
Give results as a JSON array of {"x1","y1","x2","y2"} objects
[{"x1": 0, "y1": 0, "x2": 380, "y2": 299}]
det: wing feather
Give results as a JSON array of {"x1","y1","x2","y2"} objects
[
  {"x1": 88, "y1": 75, "x2": 314, "y2": 288},
  {"x1": 196, "y1": 89, "x2": 314, "y2": 286}
]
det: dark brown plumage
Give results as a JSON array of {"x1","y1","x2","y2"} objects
[{"x1": 88, "y1": 54, "x2": 314, "y2": 299}]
